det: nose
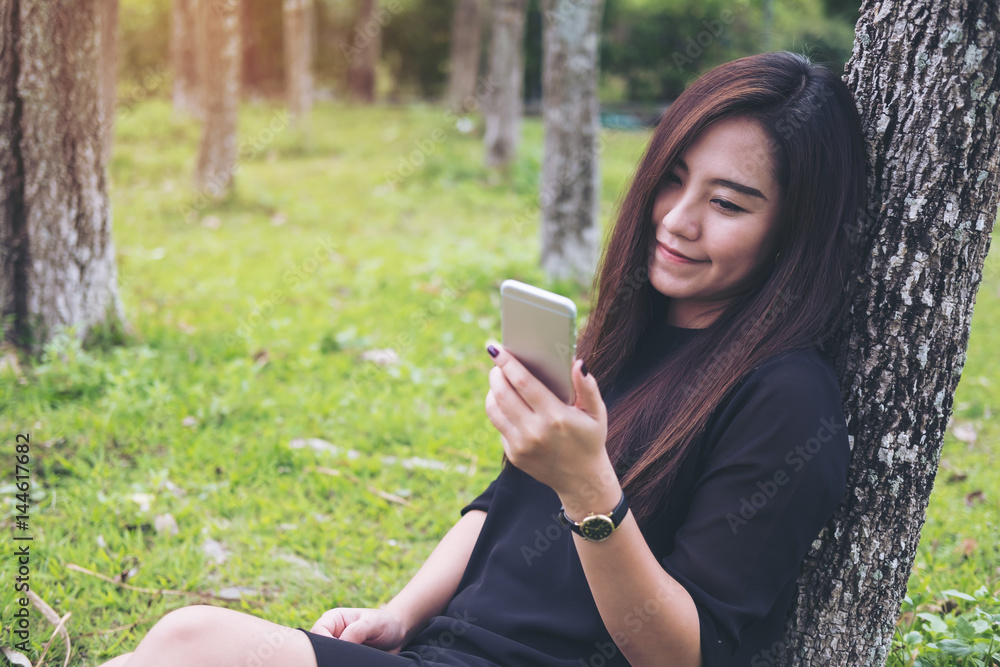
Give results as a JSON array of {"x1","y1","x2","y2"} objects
[{"x1": 658, "y1": 188, "x2": 701, "y2": 241}]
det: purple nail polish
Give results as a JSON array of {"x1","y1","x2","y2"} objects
[{"x1": 487, "y1": 344, "x2": 499, "y2": 358}]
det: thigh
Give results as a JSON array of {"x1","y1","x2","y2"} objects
[{"x1": 128, "y1": 605, "x2": 318, "y2": 667}]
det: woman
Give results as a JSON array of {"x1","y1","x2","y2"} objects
[{"x1": 98, "y1": 50, "x2": 866, "y2": 667}]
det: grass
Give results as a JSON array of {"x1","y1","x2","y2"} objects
[{"x1": 0, "y1": 97, "x2": 997, "y2": 666}]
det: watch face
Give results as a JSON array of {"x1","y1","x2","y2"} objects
[{"x1": 580, "y1": 515, "x2": 615, "y2": 541}]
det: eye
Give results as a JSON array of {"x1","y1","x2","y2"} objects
[
  {"x1": 660, "y1": 172, "x2": 681, "y2": 188},
  {"x1": 713, "y1": 198, "x2": 746, "y2": 213}
]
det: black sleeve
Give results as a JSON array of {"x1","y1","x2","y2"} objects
[
  {"x1": 460, "y1": 472, "x2": 502, "y2": 516},
  {"x1": 659, "y1": 352, "x2": 851, "y2": 665}
]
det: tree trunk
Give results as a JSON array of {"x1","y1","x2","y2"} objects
[
  {"x1": 284, "y1": 0, "x2": 314, "y2": 126},
  {"x1": 97, "y1": 0, "x2": 118, "y2": 166},
  {"x1": 171, "y1": 0, "x2": 199, "y2": 116},
  {"x1": 538, "y1": 0, "x2": 604, "y2": 286},
  {"x1": 483, "y1": 0, "x2": 526, "y2": 169},
  {"x1": 193, "y1": 0, "x2": 240, "y2": 199},
  {"x1": 346, "y1": 0, "x2": 380, "y2": 104},
  {"x1": 780, "y1": 0, "x2": 1000, "y2": 664},
  {"x1": 0, "y1": 0, "x2": 125, "y2": 351},
  {"x1": 240, "y1": 0, "x2": 260, "y2": 98},
  {"x1": 446, "y1": 0, "x2": 484, "y2": 109}
]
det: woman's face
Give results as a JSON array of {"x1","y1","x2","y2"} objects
[{"x1": 647, "y1": 116, "x2": 783, "y2": 329}]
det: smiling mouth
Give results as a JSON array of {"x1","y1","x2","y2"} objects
[{"x1": 657, "y1": 242, "x2": 703, "y2": 263}]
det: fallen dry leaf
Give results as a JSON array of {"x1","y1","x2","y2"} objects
[
  {"x1": 958, "y1": 538, "x2": 978, "y2": 557},
  {"x1": 965, "y1": 490, "x2": 985, "y2": 507},
  {"x1": 950, "y1": 421, "x2": 978, "y2": 445},
  {"x1": 359, "y1": 348, "x2": 399, "y2": 366},
  {"x1": 1, "y1": 647, "x2": 32, "y2": 667}
]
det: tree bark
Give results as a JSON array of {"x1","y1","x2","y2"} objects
[
  {"x1": 284, "y1": 0, "x2": 314, "y2": 126},
  {"x1": 780, "y1": 0, "x2": 1000, "y2": 664},
  {"x1": 194, "y1": 0, "x2": 240, "y2": 199},
  {"x1": 346, "y1": 0, "x2": 380, "y2": 104},
  {"x1": 0, "y1": 0, "x2": 125, "y2": 351},
  {"x1": 483, "y1": 0, "x2": 526, "y2": 169},
  {"x1": 171, "y1": 0, "x2": 200, "y2": 116},
  {"x1": 446, "y1": 0, "x2": 484, "y2": 109},
  {"x1": 97, "y1": 0, "x2": 118, "y2": 166},
  {"x1": 538, "y1": 0, "x2": 604, "y2": 286}
]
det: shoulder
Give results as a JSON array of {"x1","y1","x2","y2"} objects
[
  {"x1": 724, "y1": 347, "x2": 843, "y2": 417},
  {"x1": 701, "y1": 346, "x2": 850, "y2": 476}
]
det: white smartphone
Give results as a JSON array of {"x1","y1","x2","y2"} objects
[{"x1": 500, "y1": 279, "x2": 578, "y2": 404}]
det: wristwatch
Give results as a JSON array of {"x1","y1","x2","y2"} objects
[{"x1": 558, "y1": 490, "x2": 629, "y2": 542}]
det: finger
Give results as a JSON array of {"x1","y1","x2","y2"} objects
[
  {"x1": 485, "y1": 386, "x2": 522, "y2": 442},
  {"x1": 487, "y1": 344, "x2": 562, "y2": 413},
  {"x1": 339, "y1": 618, "x2": 377, "y2": 645},
  {"x1": 310, "y1": 623, "x2": 335, "y2": 638},
  {"x1": 312, "y1": 609, "x2": 354, "y2": 638},
  {"x1": 571, "y1": 357, "x2": 604, "y2": 419}
]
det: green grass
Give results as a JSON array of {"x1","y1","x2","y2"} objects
[{"x1": 0, "y1": 98, "x2": 997, "y2": 665}]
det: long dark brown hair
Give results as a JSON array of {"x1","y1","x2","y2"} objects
[{"x1": 576, "y1": 51, "x2": 868, "y2": 526}]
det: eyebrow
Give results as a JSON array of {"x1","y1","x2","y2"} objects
[{"x1": 675, "y1": 159, "x2": 769, "y2": 201}]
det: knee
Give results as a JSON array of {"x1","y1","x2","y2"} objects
[{"x1": 147, "y1": 605, "x2": 222, "y2": 646}]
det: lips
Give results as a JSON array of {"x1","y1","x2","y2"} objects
[{"x1": 657, "y1": 242, "x2": 702, "y2": 262}]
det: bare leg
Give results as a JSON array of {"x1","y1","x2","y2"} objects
[
  {"x1": 106, "y1": 605, "x2": 318, "y2": 667},
  {"x1": 97, "y1": 654, "x2": 133, "y2": 667}
]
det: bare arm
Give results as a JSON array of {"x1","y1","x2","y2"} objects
[
  {"x1": 383, "y1": 508, "x2": 487, "y2": 645},
  {"x1": 562, "y1": 476, "x2": 701, "y2": 667},
  {"x1": 311, "y1": 508, "x2": 487, "y2": 651}
]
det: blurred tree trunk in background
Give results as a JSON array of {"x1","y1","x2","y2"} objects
[
  {"x1": 0, "y1": 0, "x2": 125, "y2": 352},
  {"x1": 194, "y1": 0, "x2": 240, "y2": 199},
  {"x1": 346, "y1": 0, "x2": 380, "y2": 103},
  {"x1": 97, "y1": 0, "x2": 118, "y2": 165},
  {"x1": 446, "y1": 0, "x2": 483, "y2": 108},
  {"x1": 240, "y1": 0, "x2": 261, "y2": 97},
  {"x1": 539, "y1": 0, "x2": 604, "y2": 286},
  {"x1": 779, "y1": 0, "x2": 1000, "y2": 664},
  {"x1": 171, "y1": 0, "x2": 200, "y2": 116},
  {"x1": 483, "y1": 0, "x2": 526, "y2": 169},
  {"x1": 284, "y1": 0, "x2": 314, "y2": 126}
]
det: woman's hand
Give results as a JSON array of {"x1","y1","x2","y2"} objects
[
  {"x1": 310, "y1": 607, "x2": 408, "y2": 654},
  {"x1": 485, "y1": 344, "x2": 619, "y2": 514}
]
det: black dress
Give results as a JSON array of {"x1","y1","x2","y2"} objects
[{"x1": 296, "y1": 318, "x2": 851, "y2": 666}]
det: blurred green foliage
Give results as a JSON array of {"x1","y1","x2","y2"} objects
[{"x1": 116, "y1": 0, "x2": 857, "y2": 104}]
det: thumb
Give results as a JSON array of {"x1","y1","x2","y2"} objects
[
  {"x1": 572, "y1": 358, "x2": 601, "y2": 416},
  {"x1": 339, "y1": 618, "x2": 376, "y2": 645}
]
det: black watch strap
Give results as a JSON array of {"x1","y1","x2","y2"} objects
[{"x1": 558, "y1": 490, "x2": 629, "y2": 542}]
